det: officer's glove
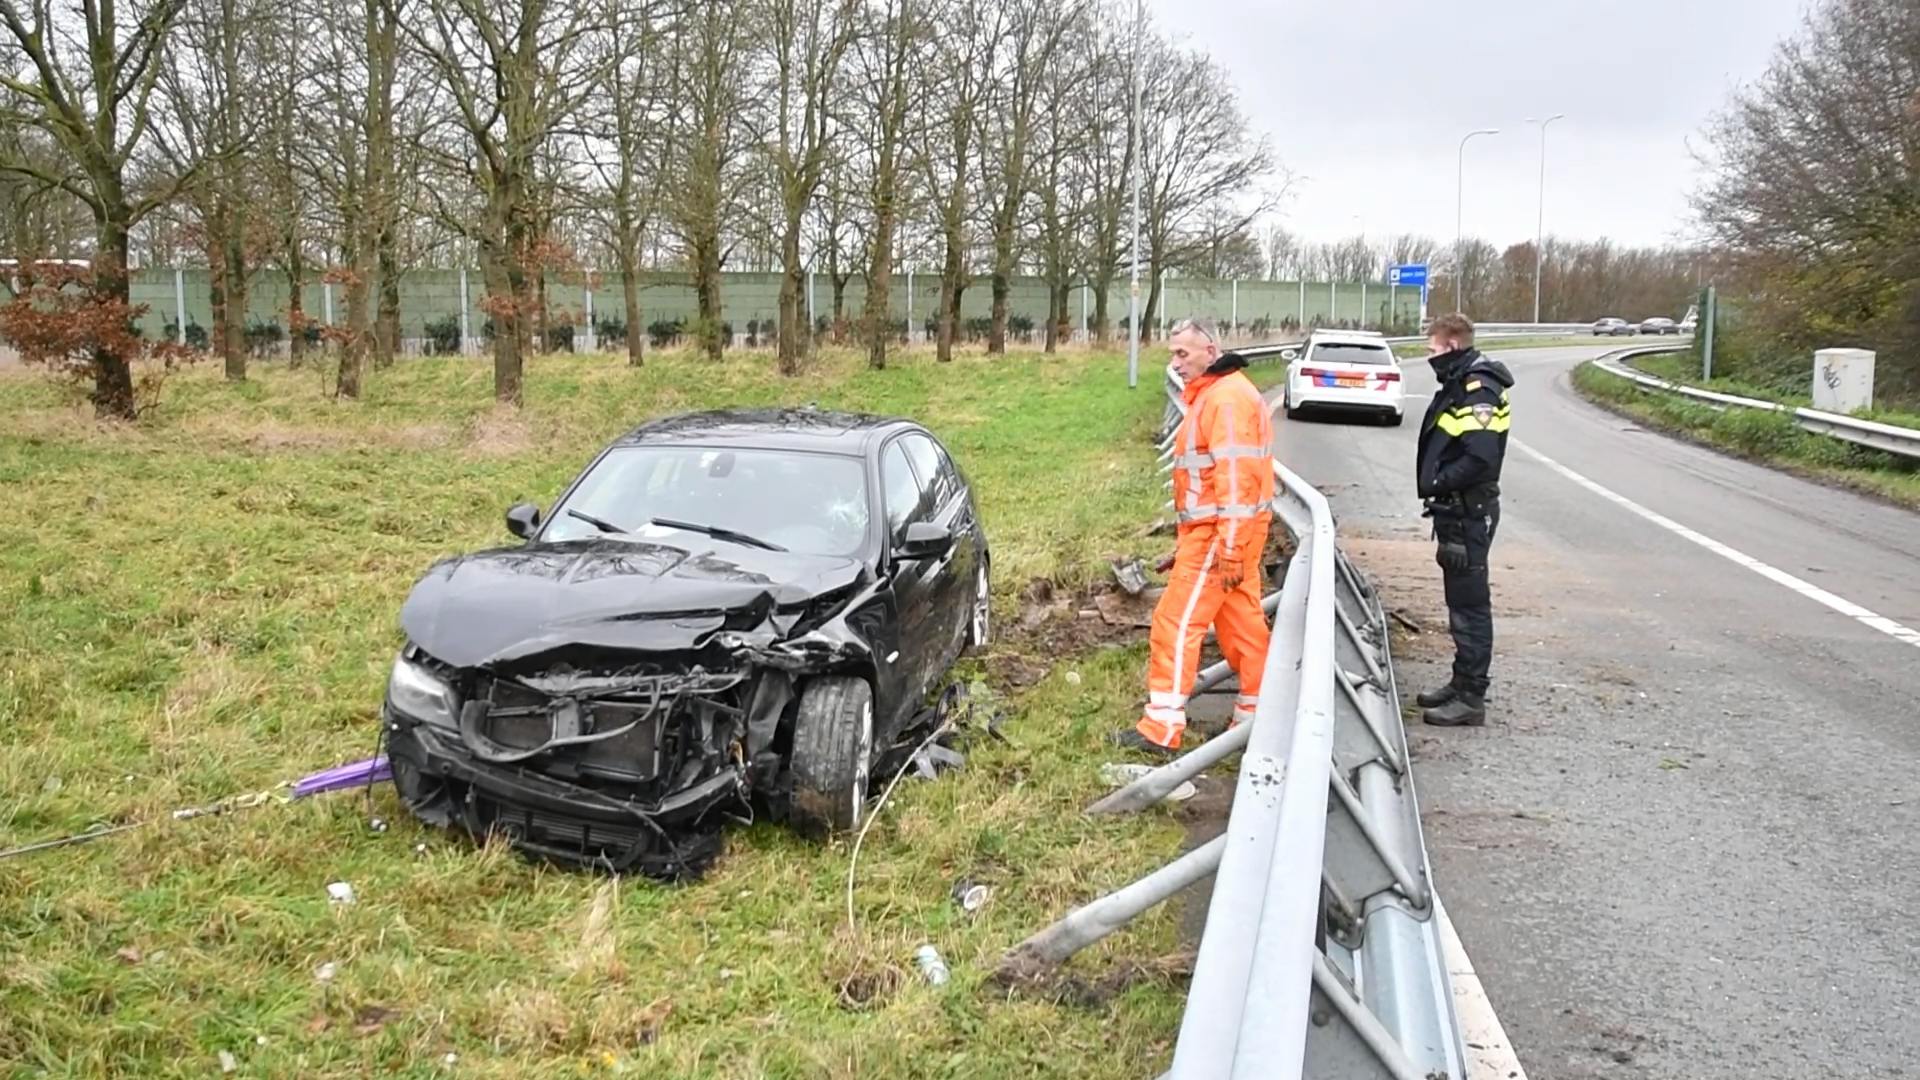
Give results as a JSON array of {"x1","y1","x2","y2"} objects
[{"x1": 1436, "y1": 541, "x2": 1471, "y2": 573}]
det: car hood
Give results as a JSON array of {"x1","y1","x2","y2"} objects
[{"x1": 400, "y1": 539, "x2": 867, "y2": 668}]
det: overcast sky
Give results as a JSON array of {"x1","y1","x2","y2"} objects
[{"x1": 1156, "y1": 0, "x2": 1813, "y2": 250}]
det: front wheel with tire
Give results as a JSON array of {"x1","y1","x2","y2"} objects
[
  {"x1": 789, "y1": 676, "x2": 874, "y2": 834},
  {"x1": 966, "y1": 558, "x2": 991, "y2": 650}
]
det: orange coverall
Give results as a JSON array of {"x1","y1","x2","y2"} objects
[{"x1": 1137, "y1": 357, "x2": 1276, "y2": 749}]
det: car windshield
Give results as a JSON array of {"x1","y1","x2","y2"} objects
[
  {"x1": 542, "y1": 446, "x2": 871, "y2": 557},
  {"x1": 1307, "y1": 341, "x2": 1393, "y2": 366}
]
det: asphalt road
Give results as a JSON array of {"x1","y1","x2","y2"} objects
[{"x1": 1272, "y1": 344, "x2": 1920, "y2": 1079}]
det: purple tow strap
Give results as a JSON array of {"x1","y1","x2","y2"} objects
[{"x1": 291, "y1": 755, "x2": 392, "y2": 799}]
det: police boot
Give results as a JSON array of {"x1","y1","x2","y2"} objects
[
  {"x1": 1415, "y1": 682, "x2": 1459, "y2": 709},
  {"x1": 1423, "y1": 691, "x2": 1486, "y2": 727}
]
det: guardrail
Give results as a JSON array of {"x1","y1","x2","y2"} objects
[
  {"x1": 1008, "y1": 364, "x2": 1465, "y2": 1078},
  {"x1": 1591, "y1": 344, "x2": 1920, "y2": 461}
]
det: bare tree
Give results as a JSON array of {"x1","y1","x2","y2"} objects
[
  {"x1": 918, "y1": 0, "x2": 993, "y2": 362},
  {"x1": 757, "y1": 0, "x2": 859, "y2": 374},
  {"x1": 1137, "y1": 37, "x2": 1274, "y2": 339},
  {"x1": 584, "y1": 0, "x2": 673, "y2": 366},
  {"x1": 662, "y1": 7, "x2": 752, "y2": 361},
  {"x1": 0, "y1": 0, "x2": 190, "y2": 416},
  {"x1": 853, "y1": 0, "x2": 929, "y2": 369},
  {"x1": 975, "y1": 0, "x2": 1076, "y2": 354},
  {"x1": 1075, "y1": 16, "x2": 1132, "y2": 344},
  {"x1": 399, "y1": 0, "x2": 599, "y2": 402}
]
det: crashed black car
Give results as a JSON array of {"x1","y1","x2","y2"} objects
[{"x1": 382, "y1": 408, "x2": 990, "y2": 876}]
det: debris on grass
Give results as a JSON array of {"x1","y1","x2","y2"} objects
[
  {"x1": 326, "y1": 881, "x2": 356, "y2": 905},
  {"x1": 1099, "y1": 761, "x2": 1196, "y2": 802},
  {"x1": 217, "y1": 1050, "x2": 237, "y2": 1073}
]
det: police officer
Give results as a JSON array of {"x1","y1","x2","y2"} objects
[{"x1": 1414, "y1": 313, "x2": 1512, "y2": 727}]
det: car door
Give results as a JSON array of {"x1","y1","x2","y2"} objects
[
  {"x1": 879, "y1": 437, "x2": 940, "y2": 724},
  {"x1": 900, "y1": 432, "x2": 975, "y2": 665}
]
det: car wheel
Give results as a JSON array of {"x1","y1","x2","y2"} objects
[
  {"x1": 1284, "y1": 401, "x2": 1303, "y2": 420},
  {"x1": 966, "y1": 558, "x2": 991, "y2": 649},
  {"x1": 789, "y1": 676, "x2": 874, "y2": 834}
]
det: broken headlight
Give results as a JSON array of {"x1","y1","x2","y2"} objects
[{"x1": 388, "y1": 651, "x2": 455, "y2": 728}]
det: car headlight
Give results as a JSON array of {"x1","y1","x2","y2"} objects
[{"x1": 388, "y1": 652, "x2": 455, "y2": 728}]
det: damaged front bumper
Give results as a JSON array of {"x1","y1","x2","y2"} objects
[{"x1": 386, "y1": 714, "x2": 743, "y2": 877}]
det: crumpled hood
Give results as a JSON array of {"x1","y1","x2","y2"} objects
[{"x1": 400, "y1": 539, "x2": 866, "y2": 668}]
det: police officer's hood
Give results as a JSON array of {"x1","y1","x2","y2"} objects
[{"x1": 1429, "y1": 346, "x2": 1513, "y2": 390}]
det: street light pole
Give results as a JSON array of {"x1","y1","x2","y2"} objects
[
  {"x1": 1125, "y1": 0, "x2": 1144, "y2": 388},
  {"x1": 1529, "y1": 114, "x2": 1565, "y2": 324},
  {"x1": 1454, "y1": 127, "x2": 1498, "y2": 313}
]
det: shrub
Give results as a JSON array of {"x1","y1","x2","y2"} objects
[
  {"x1": 544, "y1": 322, "x2": 575, "y2": 353},
  {"x1": 647, "y1": 318, "x2": 684, "y2": 348},
  {"x1": 593, "y1": 316, "x2": 627, "y2": 349},
  {"x1": 423, "y1": 315, "x2": 463, "y2": 355},
  {"x1": 1008, "y1": 314, "x2": 1035, "y2": 339},
  {"x1": 163, "y1": 320, "x2": 209, "y2": 349},
  {"x1": 244, "y1": 321, "x2": 284, "y2": 357}
]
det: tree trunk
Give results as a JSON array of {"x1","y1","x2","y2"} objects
[
  {"x1": 222, "y1": 234, "x2": 248, "y2": 379},
  {"x1": 988, "y1": 232, "x2": 1011, "y2": 355},
  {"x1": 864, "y1": 198, "x2": 895, "y2": 371},
  {"x1": 286, "y1": 259, "x2": 306, "y2": 367},
  {"x1": 1092, "y1": 273, "x2": 1112, "y2": 345},
  {"x1": 376, "y1": 234, "x2": 400, "y2": 364},
  {"x1": 776, "y1": 220, "x2": 803, "y2": 375},
  {"x1": 617, "y1": 244, "x2": 644, "y2": 367},
  {"x1": 91, "y1": 218, "x2": 137, "y2": 419},
  {"x1": 694, "y1": 235, "x2": 723, "y2": 361},
  {"x1": 937, "y1": 221, "x2": 963, "y2": 363},
  {"x1": 1143, "y1": 270, "x2": 1163, "y2": 343}
]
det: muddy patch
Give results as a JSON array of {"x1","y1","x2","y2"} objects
[{"x1": 991, "y1": 948, "x2": 1196, "y2": 1008}]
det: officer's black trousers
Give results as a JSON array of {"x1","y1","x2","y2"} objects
[{"x1": 1437, "y1": 502, "x2": 1500, "y2": 696}]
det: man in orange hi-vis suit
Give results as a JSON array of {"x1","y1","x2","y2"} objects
[{"x1": 1116, "y1": 318, "x2": 1276, "y2": 754}]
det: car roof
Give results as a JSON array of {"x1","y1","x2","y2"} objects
[
  {"x1": 614, "y1": 407, "x2": 913, "y2": 454},
  {"x1": 1305, "y1": 330, "x2": 1391, "y2": 347}
]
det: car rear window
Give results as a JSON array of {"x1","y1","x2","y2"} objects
[{"x1": 1307, "y1": 341, "x2": 1393, "y2": 366}]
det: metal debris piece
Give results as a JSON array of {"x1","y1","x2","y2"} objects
[
  {"x1": 1111, "y1": 557, "x2": 1150, "y2": 596},
  {"x1": 951, "y1": 878, "x2": 991, "y2": 913},
  {"x1": 326, "y1": 882, "x2": 356, "y2": 905}
]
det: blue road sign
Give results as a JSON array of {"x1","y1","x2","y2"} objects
[{"x1": 1389, "y1": 263, "x2": 1429, "y2": 288}]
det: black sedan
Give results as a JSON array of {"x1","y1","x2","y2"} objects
[{"x1": 381, "y1": 408, "x2": 990, "y2": 876}]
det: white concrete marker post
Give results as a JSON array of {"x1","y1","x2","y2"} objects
[{"x1": 1813, "y1": 348, "x2": 1874, "y2": 413}]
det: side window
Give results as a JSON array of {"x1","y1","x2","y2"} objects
[
  {"x1": 901, "y1": 434, "x2": 955, "y2": 510},
  {"x1": 881, "y1": 441, "x2": 923, "y2": 540}
]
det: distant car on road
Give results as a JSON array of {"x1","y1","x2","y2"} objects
[
  {"x1": 1591, "y1": 318, "x2": 1636, "y2": 337},
  {"x1": 1638, "y1": 317, "x2": 1678, "y2": 335},
  {"x1": 1280, "y1": 330, "x2": 1405, "y2": 426},
  {"x1": 1678, "y1": 313, "x2": 1699, "y2": 334}
]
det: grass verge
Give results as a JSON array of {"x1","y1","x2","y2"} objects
[
  {"x1": 0, "y1": 346, "x2": 1200, "y2": 1078},
  {"x1": 1631, "y1": 350, "x2": 1920, "y2": 431},
  {"x1": 1572, "y1": 360, "x2": 1920, "y2": 510}
]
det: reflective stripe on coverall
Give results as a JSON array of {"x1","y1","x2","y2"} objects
[{"x1": 1138, "y1": 359, "x2": 1276, "y2": 749}]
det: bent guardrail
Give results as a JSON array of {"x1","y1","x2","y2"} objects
[
  {"x1": 1592, "y1": 345, "x2": 1920, "y2": 462},
  {"x1": 1012, "y1": 367, "x2": 1466, "y2": 1078}
]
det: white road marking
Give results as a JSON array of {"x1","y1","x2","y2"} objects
[
  {"x1": 1439, "y1": 901, "x2": 1529, "y2": 1080},
  {"x1": 1515, "y1": 439, "x2": 1920, "y2": 649}
]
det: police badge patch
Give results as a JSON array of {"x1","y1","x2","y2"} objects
[{"x1": 1471, "y1": 403, "x2": 1496, "y2": 427}]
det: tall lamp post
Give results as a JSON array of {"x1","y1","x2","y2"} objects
[
  {"x1": 1528, "y1": 114, "x2": 1565, "y2": 324},
  {"x1": 1454, "y1": 127, "x2": 1499, "y2": 312}
]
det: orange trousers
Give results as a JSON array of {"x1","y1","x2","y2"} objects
[{"x1": 1137, "y1": 526, "x2": 1271, "y2": 748}]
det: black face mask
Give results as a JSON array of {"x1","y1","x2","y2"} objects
[{"x1": 1428, "y1": 347, "x2": 1469, "y2": 378}]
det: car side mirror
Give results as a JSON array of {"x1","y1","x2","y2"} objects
[
  {"x1": 896, "y1": 521, "x2": 954, "y2": 561},
  {"x1": 505, "y1": 502, "x2": 542, "y2": 540}
]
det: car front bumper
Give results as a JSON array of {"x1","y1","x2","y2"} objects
[{"x1": 385, "y1": 709, "x2": 743, "y2": 876}]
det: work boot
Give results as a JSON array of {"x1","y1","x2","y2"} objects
[
  {"x1": 1415, "y1": 682, "x2": 1459, "y2": 709},
  {"x1": 1422, "y1": 691, "x2": 1486, "y2": 727},
  {"x1": 1110, "y1": 729, "x2": 1179, "y2": 758}
]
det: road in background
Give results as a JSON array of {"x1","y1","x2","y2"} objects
[{"x1": 1273, "y1": 344, "x2": 1920, "y2": 1079}]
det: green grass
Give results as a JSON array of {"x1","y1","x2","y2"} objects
[
  {"x1": 0, "y1": 346, "x2": 1198, "y2": 1078},
  {"x1": 1573, "y1": 360, "x2": 1920, "y2": 510},
  {"x1": 1631, "y1": 350, "x2": 1920, "y2": 432}
]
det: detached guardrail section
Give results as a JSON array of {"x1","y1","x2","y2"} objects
[
  {"x1": 1005, "y1": 365, "x2": 1465, "y2": 1079},
  {"x1": 1593, "y1": 344, "x2": 1920, "y2": 461}
]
